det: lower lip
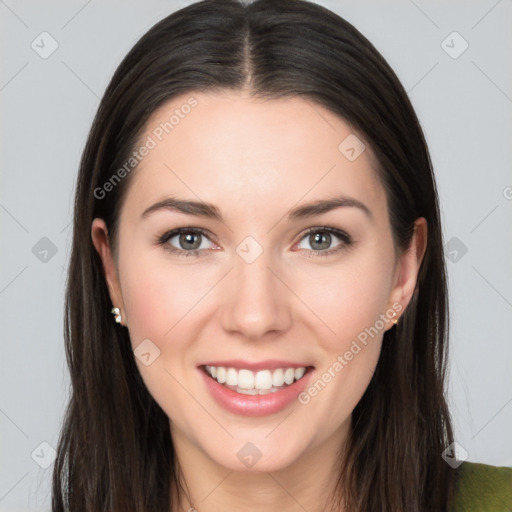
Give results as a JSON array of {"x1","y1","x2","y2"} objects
[{"x1": 199, "y1": 367, "x2": 314, "y2": 417}]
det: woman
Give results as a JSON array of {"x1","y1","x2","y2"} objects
[{"x1": 51, "y1": 0, "x2": 512, "y2": 510}]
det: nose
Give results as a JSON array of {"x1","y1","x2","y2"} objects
[{"x1": 220, "y1": 246, "x2": 293, "y2": 341}]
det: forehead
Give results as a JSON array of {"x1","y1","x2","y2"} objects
[{"x1": 122, "y1": 90, "x2": 386, "y2": 221}]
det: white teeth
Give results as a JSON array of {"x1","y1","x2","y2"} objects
[
  {"x1": 238, "y1": 369, "x2": 254, "y2": 390},
  {"x1": 225, "y1": 368, "x2": 238, "y2": 386},
  {"x1": 216, "y1": 366, "x2": 226, "y2": 384},
  {"x1": 284, "y1": 368, "x2": 295, "y2": 385},
  {"x1": 254, "y1": 370, "x2": 273, "y2": 390},
  {"x1": 272, "y1": 368, "x2": 285, "y2": 387},
  {"x1": 237, "y1": 387, "x2": 259, "y2": 395},
  {"x1": 294, "y1": 367, "x2": 306, "y2": 380},
  {"x1": 204, "y1": 365, "x2": 308, "y2": 392}
]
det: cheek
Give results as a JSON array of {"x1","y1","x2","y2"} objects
[
  {"x1": 118, "y1": 253, "x2": 206, "y2": 419},
  {"x1": 293, "y1": 249, "x2": 393, "y2": 428},
  {"x1": 301, "y1": 252, "x2": 394, "y2": 348},
  {"x1": 119, "y1": 255, "x2": 228, "y2": 381},
  {"x1": 119, "y1": 250, "x2": 202, "y2": 350}
]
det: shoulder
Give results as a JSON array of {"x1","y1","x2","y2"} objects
[{"x1": 451, "y1": 461, "x2": 512, "y2": 512}]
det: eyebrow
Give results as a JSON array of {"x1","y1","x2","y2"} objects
[{"x1": 141, "y1": 194, "x2": 372, "y2": 222}]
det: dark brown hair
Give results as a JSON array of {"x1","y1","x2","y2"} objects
[{"x1": 52, "y1": 0, "x2": 457, "y2": 510}]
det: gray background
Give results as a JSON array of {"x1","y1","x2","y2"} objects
[{"x1": 1, "y1": 0, "x2": 511, "y2": 510}]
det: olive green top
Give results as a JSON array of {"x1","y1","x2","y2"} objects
[{"x1": 451, "y1": 461, "x2": 512, "y2": 511}]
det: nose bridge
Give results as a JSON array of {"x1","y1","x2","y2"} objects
[{"x1": 220, "y1": 237, "x2": 292, "y2": 339}]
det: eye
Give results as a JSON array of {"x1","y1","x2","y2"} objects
[
  {"x1": 295, "y1": 227, "x2": 352, "y2": 258},
  {"x1": 156, "y1": 227, "x2": 216, "y2": 258},
  {"x1": 156, "y1": 226, "x2": 352, "y2": 259}
]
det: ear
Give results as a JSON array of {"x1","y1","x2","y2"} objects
[
  {"x1": 385, "y1": 217, "x2": 427, "y2": 330},
  {"x1": 91, "y1": 218, "x2": 126, "y2": 326}
]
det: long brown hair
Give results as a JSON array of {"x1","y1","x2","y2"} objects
[{"x1": 52, "y1": 0, "x2": 457, "y2": 510}]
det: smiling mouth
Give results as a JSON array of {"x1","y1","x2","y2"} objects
[{"x1": 201, "y1": 364, "x2": 314, "y2": 396}]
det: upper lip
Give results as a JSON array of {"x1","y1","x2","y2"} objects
[{"x1": 199, "y1": 359, "x2": 313, "y2": 371}]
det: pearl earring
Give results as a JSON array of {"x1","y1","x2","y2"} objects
[{"x1": 111, "y1": 306, "x2": 122, "y2": 324}]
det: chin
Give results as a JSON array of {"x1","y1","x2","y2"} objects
[{"x1": 198, "y1": 433, "x2": 312, "y2": 473}]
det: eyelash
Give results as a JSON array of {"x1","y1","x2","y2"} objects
[{"x1": 155, "y1": 226, "x2": 353, "y2": 259}]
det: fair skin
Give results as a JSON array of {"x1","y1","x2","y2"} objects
[{"x1": 92, "y1": 90, "x2": 427, "y2": 512}]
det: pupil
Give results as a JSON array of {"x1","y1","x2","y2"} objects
[
  {"x1": 181, "y1": 232, "x2": 200, "y2": 250},
  {"x1": 311, "y1": 232, "x2": 330, "y2": 250}
]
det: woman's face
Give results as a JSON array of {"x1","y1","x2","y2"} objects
[{"x1": 92, "y1": 90, "x2": 425, "y2": 473}]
